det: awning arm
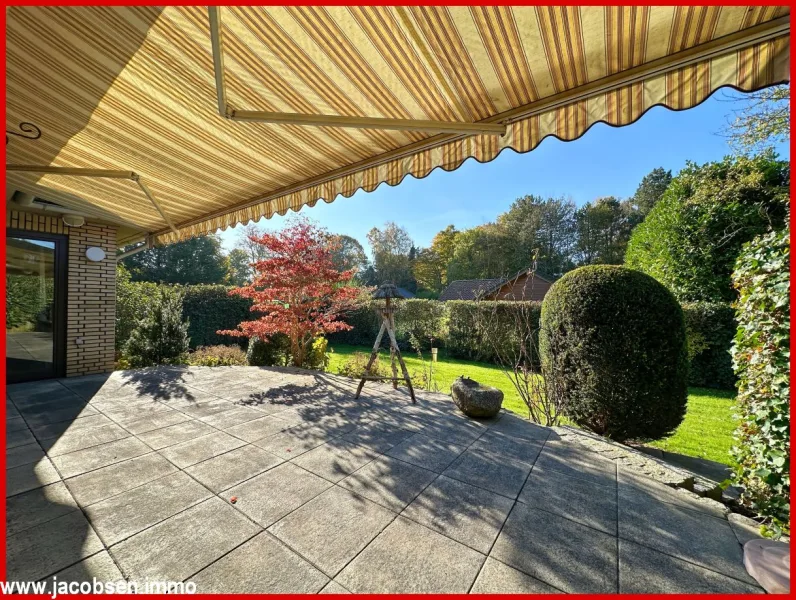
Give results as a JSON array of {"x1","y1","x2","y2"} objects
[
  {"x1": 207, "y1": 7, "x2": 506, "y2": 136},
  {"x1": 117, "y1": 236, "x2": 154, "y2": 260},
  {"x1": 5, "y1": 165, "x2": 179, "y2": 234}
]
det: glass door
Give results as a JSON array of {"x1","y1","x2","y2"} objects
[{"x1": 6, "y1": 231, "x2": 66, "y2": 383}]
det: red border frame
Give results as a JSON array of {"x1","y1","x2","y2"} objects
[{"x1": 1, "y1": 2, "x2": 792, "y2": 598}]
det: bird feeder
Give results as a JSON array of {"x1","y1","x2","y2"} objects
[{"x1": 354, "y1": 283, "x2": 416, "y2": 403}]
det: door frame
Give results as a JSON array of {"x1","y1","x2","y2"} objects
[{"x1": 6, "y1": 228, "x2": 68, "y2": 382}]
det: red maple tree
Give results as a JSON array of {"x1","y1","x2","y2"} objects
[{"x1": 218, "y1": 218, "x2": 360, "y2": 367}]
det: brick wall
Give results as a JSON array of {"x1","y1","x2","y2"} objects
[{"x1": 7, "y1": 210, "x2": 118, "y2": 377}]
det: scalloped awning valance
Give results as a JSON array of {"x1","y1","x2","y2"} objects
[{"x1": 5, "y1": 6, "x2": 790, "y2": 246}]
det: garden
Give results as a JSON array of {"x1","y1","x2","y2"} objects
[{"x1": 113, "y1": 152, "x2": 789, "y2": 540}]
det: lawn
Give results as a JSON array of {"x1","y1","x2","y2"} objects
[{"x1": 327, "y1": 344, "x2": 737, "y2": 466}]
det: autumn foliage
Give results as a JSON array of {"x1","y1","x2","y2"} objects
[{"x1": 218, "y1": 218, "x2": 360, "y2": 368}]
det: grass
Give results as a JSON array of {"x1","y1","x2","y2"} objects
[{"x1": 327, "y1": 344, "x2": 737, "y2": 466}]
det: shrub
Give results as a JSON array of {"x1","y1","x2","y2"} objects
[
  {"x1": 187, "y1": 345, "x2": 247, "y2": 367},
  {"x1": 182, "y1": 284, "x2": 253, "y2": 349},
  {"x1": 116, "y1": 265, "x2": 159, "y2": 350},
  {"x1": 6, "y1": 275, "x2": 55, "y2": 331},
  {"x1": 335, "y1": 351, "x2": 388, "y2": 379},
  {"x1": 306, "y1": 337, "x2": 329, "y2": 371},
  {"x1": 246, "y1": 334, "x2": 291, "y2": 367},
  {"x1": 682, "y1": 302, "x2": 736, "y2": 389},
  {"x1": 730, "y1": 227, "x2": 790, "y2": 538},
  {"x1": 540, "y1": 265, "x2": 689, "y2": 442},
  {"x1": 625, "y1": 152, "x2": 789, "y2": 302},
  {"x1": 123, "y1": 287, "x2": 190, "y2": 368}
]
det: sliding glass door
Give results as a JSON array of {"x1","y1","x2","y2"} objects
[{"x1": 5, "y1": 230, "x2": 66, "y2": 383}]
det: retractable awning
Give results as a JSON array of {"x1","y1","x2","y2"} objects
[{"x1": 5, "y1": 6, "x2": 790, "y2": 246}]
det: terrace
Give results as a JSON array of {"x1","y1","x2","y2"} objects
[{"x1": 7, "y1": 366, "x2": 761, "y2": 593}]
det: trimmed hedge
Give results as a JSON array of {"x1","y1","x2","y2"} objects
[
  {"x1": 6, "y1": 275, "x2": 54, "y2": 330},
  {"x1": 181, "y1": 285, "x2": 252, "y2": 349},
  {"x1": 540, "y1": 265, "x2": 689, "y2": 442},
  {"x1": 730, "y1": 227, "x2": 790, "y2": 538},
  {"x1": 682, "y1": 303, "x2": 736, "y2": 389}
]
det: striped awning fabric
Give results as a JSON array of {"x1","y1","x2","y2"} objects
[{"x1": 5, "y1": 6, "x2": 790, "y2": 246}]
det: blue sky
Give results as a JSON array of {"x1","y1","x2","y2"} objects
[{"x1": 218, "y1": 90, "x2": 789, "y2": 253}]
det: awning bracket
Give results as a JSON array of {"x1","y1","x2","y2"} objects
[
  {"x1": 5, "y1": 165, "x2": 179, "y2": 234},
  {"x1": 207, "y1": 7, "x2": 506, "y2": 137}
]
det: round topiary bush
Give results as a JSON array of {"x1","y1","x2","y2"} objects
[{"x1": 540, "y1": 265, "x2": 688, "y2": 442}]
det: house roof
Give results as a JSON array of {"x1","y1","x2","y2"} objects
[
  {"x1": 480, "y1": 268, "x2": 555, "y2": 297},
  {"x1": 5, "y1": 7, "x2": 789, "y2": 247},
  {"x1": 439, "y1": 279, "x2": 505, "y2": 301}
]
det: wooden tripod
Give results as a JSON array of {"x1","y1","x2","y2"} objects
[{"x1": 354, "y1": 296, "x2": 416, "y2": 403}]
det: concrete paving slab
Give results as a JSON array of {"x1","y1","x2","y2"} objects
[
  {"x1": 100, "y1": 403, "x2": 175, "y2": 425},
  {"x1": 172, "y1": 399, "x2": 237, "y2": 419},
  {"x1": 338, "y1": 455, "x2": 437, "y2": 512},
  {"x1": 6, "y1": 416, "x2": 27, "y2": 433},
  {"x1": 6, "y1": 442, "x2": 45, "y2": 469},
  {"x1": 6, "y1": 481, "x2": 79, "y2": 536},
  {"x1": 534, "y1": 441, "x2": 617, "y2": 487},
  {"x1": 111, "y1": 497, "x2": 260, "y2": 582},
  {"x1": 85, "y1": 471, "x2": 212, "y2": 546},
  {"x1": 189, "y1": 531, "x2": 329, "y2": 593},
  {"x1": 65, "y1": 452, "x2": 178, "y2": 506},
  {"x1": 199, "y1": 406, "x2": 266, "y2": 429},
  {"x1": 320, "y1": 580, "x2": 351, "y2": 594},
  {"x1": 24, "y1": 404, "x2": 99, "y2": 427},
  {"x1": 291, "y1": 439, "x2": 379, "y2": 483},
  {"x1": 487, "y1": 413, "x2": 551, "y2": 442},
  {"x1": 159, "y1": 431, "x2": 246, "y2": 468},
  {"x1": 228, "y1": 462, "x2": 332, "y2": 527},
  {"x1": 253, "y1": 425, "x2": 333, "y2": 459},
  {"x1": 29, "y1": 413, "x2": 113, "y2": 440},
  {"x1": 414, "y1": 417, "x2": 484, "y2": 446},
  {"x1": 471, "y1": 429, "x2": 545, "y2": 465},
  {"x1": 6, "y1": 426, "x2": 36, "y2": 449},
  {"x1": 7, "y1": 457, "x2": 62, "y2": 497},
  {"x1": 490, "y1": 502, "x2": 618, "y2": 593},
  {"x1": 618, "y1": 494, "x2": 754, "y2": 584},
  {"x1": 224, "y1": 415, "x2": 294, "y2": 443},
  {"x1": 135, "y1": 419, "x2": 217, "y2": 451},
  {"x1": 51, "y1": 437, "x2": 151, "y2": 478},
  {"x1": 336, "y1": 515, "x2": 484, "y2": 593},
  {"x1": 443, "y1": 449, "x2": 531, "y2": 499},
  {"x1": 402, "y1": 475, "x2": 513, "y2": 554},
  {"x1": 385, "y1": 433, "x2": 465, "y2": 473},
  {"x1": 120, "y1": 410, "x2": 192, "y2": 435},
  {"x1": 51, "y1": 550, "x2": 125, "y2": 585},
  {"x1": 618, "y1": 467, "x2": 728, "y2": 519},
  {"x1": 518, "y1": 466, "x2": 617, "y2": 535},
  {"x1": 6, "y1": 510, "x2": 104, "y2": 582},
  {"x1": 270, "y1": 486, "x2": 395, "y2": 576},
  {"x1": 471, "y1": 558, "x2": 562, "y2": 593},
  {"x1": 619, "y1": 539, "x2": 763, "y2": 593},
  {"x1": 41, "y1": 422, "x2": 131, "y2": 457},
  {"x1": 185, "y1": 445, "x2": 283, "y2": 493},
  {"x1": 339, "y1": 421, "x2": 415, "y2": 453}
]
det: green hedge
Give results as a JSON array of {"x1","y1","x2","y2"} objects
[
  {"x1": 730, "y1": 227, "x2": 790, "y2": 538},
  {"x1": 181, "y1": 285, "x2": 253, "y2": 349},
  {"x1": 682, "y1": 303, "x2": 736, "y2": 389}
]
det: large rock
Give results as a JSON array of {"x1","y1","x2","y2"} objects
[{"x1": 451, "y1": 377, "x2": 503, "y2": 418}]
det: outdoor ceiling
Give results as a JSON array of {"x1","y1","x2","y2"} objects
[{"x1": 5, "y1": 6, "x2": 790, "y2": 247}]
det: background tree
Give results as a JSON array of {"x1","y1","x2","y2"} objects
[
  {"x1": 573, "y1": 197, "x2": 630, "y2": 265},
  {"x1": 225, "y1": 248, "x2": 252, "y2": 286},
  {"x1": 219, "y1": 218, "x2": 360, "y2": 368},
  {"x1": 723, "y1": 85, "x2": 790, "y2": 153},
  {"x1": 446, "y1": 224, "x2": 513, "y2": 281},
  {"x1": 328, "y1": 234, "x2": 369, "y2": 277},
  {"x1": 234, "y1": 222, "x2": 271, "y2": 265},
  {"x1": 625, "y1": 152, "x2": 789, "y2": 302},
  {"x1": 121, "y1": 234, "x2": 229, "y2": 284},
  {"x1": 124, "y1": 287, "x2": 190, "y2": 367},
  {"x1": 366, "y1": 222, "x2": 416, "y2": 288},
  {"x1": 631, "y1": 167, "x2": 672, "y2": 216},
  {"x1": 413, "y1": 225, "x2": 459, "y2": 293}
]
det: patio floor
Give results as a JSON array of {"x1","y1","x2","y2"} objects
[{"x1": 6, "y1": 366, "x2": 760, "y2": 593}]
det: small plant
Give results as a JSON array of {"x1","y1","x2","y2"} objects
[
  {"x1": 123, "y1": 287, "x2": 190, "y2": 368},
  {"x1": 408, "y1": 332, "x2": 439, "y2": 393},
  {"x1": 187, "y1": 345, "x2": 247, "y2": 367},
  {"x1": 246, "y1": 334, "x2": 291, "y2": 367},
  {"x1": 336, "y1": 351, "x2": 388, "y2": 379}
]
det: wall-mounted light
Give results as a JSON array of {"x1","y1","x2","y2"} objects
[
  {"x1": 63, "y1": 214, "x2": 85, "y2": 227},
  {"x1": 85, "y1": 247, "x2": 106, "y2": 262}
]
